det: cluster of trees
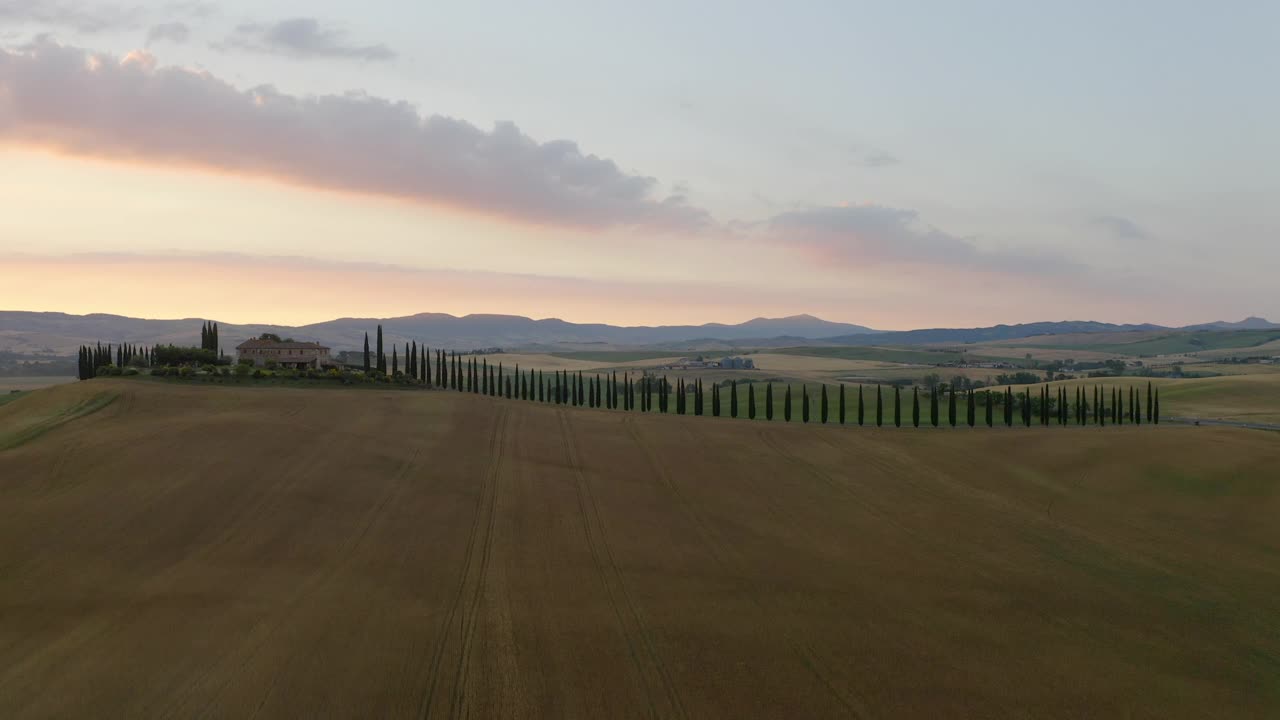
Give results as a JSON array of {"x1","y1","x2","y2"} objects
[
  {"x1": 200, "y1": 321, "x2": 221, "y2": 353},
  {"x1": 78, "y1": 322, "x2": 236, "y2": 381},
  {"x1": 77, "y1": 342, "x2": 152, "y2": 380}
]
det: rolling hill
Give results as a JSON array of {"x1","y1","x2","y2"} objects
[
  {"x1": 1, "y1": 380, "x2": 1279, "y2": 717},
  {"x1": 0, "y1": 311, "x2": 874, "y2": 356}
]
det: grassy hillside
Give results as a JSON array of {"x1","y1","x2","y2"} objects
[
  {"x1": 2, "y1": 381, "x2": 1279, "y2": 717},
  {"x1": 1018, "y1": 329, "x2": 1280, "y2": 356}
]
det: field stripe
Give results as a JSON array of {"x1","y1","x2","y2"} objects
[
  {"x1": 560, "y1": 411, "x2": 688, "y2": 720},
  {"x1": 419, "y1": 405, "x2": 508, "y2": 719},
  {"x1": 625, "y1": 417, "x2": 869, "y2": 719}
]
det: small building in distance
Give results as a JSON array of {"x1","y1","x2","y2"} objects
[
  {"x1": 719, "y1": 356, "x2": 755, "y2": 370},
  {"x1": 236, "y1": 335, "x2": 332, "y2": 369}
]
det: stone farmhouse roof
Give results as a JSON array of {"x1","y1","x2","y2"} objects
[{"x1": 236, "y1": 339, "x2": 330, "y2": 350}]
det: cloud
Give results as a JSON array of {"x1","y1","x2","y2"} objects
[
  {"x1": 1091, "y1": 214, "x2": 1150, "y2": 242},
  {"x1": 0, "y1": 0, "x2": 144, "y2": 32},
  {"x1": 145, "y1": 21, "x2": 189, "y2": 46},
  {"x1": 766, "y1": 204, "x2": 1077, "y2": 274},
  {"x1": 218, "y1": 18, "x2": 396, "y2": 61},
  {"x1": 0, "y1": 40, "x2": 711, "y2": 230},
  {"x1": 852, "y1": 148, "x2": 899, "y2": 168}
]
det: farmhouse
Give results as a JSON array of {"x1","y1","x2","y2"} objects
[{"x1": 236, "y1": 337, "x2": 332, "y2": 369}]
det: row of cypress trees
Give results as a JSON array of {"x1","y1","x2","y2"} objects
[
  {"x1": 77, "y1": 342, "x2": 154, "y2": 379},
  {"x1": 412, "y1": 351, "x2": 1164, "y2": 428},
  {"x1": 359, "y1": 325, "x2": 443, "y2": 386}
]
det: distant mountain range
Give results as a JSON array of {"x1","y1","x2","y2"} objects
[
  {"x1": 0, "y1": 311, "x2": 874, "y2": 356},
  {"x1": 0, "y1": 311, "x2": 1275, "y2": 356}
]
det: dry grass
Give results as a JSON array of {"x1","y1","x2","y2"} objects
[
  {"x1": 0, "y1": 376, "x2": 77, "y2": 393},
  {"x1": 471, "y1": 352, "x2": 687, "y2": 372},
  {"x1": 2, "y1": 381, "x2": 1279, "y2": 718}
]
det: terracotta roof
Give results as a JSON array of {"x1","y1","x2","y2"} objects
[{"x1": 236, "y1": 339, "x2": 329, "y2": 350}]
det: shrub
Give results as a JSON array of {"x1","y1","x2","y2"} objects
[
  {"x1": 252, "y1": 368, "x2": 265, "y2": 379},
  {"x1": 200, "y1": 364, "x2": 217, "y2": 374},
  {"x1": 219, "y1": 367, "x2": 231, "y2": 377},
  {"x1": 234, "y1": 363, "x2": 251, "y2": 378},
  {"x1": 123, "y1": 368, "x2": 139, "y2": 376},
  {"x1": 238, "y1": 358, "x2": 254, "y2": 367},
  {"x1": 178, "y1": 366, "x2": 193, "y2": 377},
  {"x1": 150, "y1": 367, "x2": 168, "y2": 377},
  {"x1": 281, "y1": 369, "x2": 299, "y2": 379},
  {"x1": 265, "y1": 360, "x2": 279, "y2": 370}
]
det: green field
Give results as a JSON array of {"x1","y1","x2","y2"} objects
[
  {"x1": 550, "y1": 350, "x2": 693, "y2": 363},
  {"x1": 1020, "y1": 329, "x2": 1280, "y2": 357},
  {"x1": 769, "y1": 345, "x2": 966, "y2": 364}
]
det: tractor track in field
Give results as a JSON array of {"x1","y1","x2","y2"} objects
[
  {"x1": 419, "y1": 406, "x2": 507, "y2": 720},
  {"x1": 185, "y1": 427, "x2": 430, "y2": 720},
  {"x1": 560, "y1": 411, "x2": 686, "y2": 720},
  {"x1": 625, "y1": 417, "x2": 866, "y2": 719}
]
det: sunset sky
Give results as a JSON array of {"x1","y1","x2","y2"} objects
[{"x1": 2, "y1": 1, "x2": 1277, "y2": 329}]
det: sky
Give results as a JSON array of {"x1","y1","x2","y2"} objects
[{"x1": 1, "y1": 0, "x2": 1278, "y2": 329}]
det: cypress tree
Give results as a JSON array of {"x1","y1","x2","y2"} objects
[
  {"x1": 424, "y1": 347, "x2": 432, "y2": 387},
  {"x1": 857, "y1": 385, "x2": 865, "y2": 426},
  {"x1": 579, "y1": 372, "x2": 586, "y2": 406},
  {"x1": 912, "y1": 387, "x2": 920, "y2": 427},
  {"x1": 731, "y1": 380, "x2": 739, "y2": 418},
  {"x1": 748, "y1": 383, "x2": 757, "y2": 419},
  {"x1": 967, "y1": 389, "x2": 976, "y2": 427},
  {"x1": 839, "y1": 384, "x2": 846, "y2": 425},
  {"x1": 985, "y1": 390, "x2": 993, "y2": 427},
  {"x1": 876, "y1": 385, "x2": 883, "y2": 427},
  {"x1": 821, "y1": 384, "x2": 829, "y2": 423},
  {"x1": 894, "y1": 385, "x2": 901, "y2": 428},
  {"x1": 694, "y1": 379, "x2": 703, "y2": 416},
  {"x1": 930, "y1": 386, "x2": 939, "y2": 427},
  {"x1": 801, "y1": 385, "x2": 809, "y2": 423},
  {"x1": 376, "y1": 325, "x2": 385, "y2": 373},
  {"x1": 712, "y1": 382, "x2": 721, "y2": 417},
  {"x1": 392, "y1": 346, "x2": 398, "y2": 376},
  {"x1": 1112, "y1": 388, "x2": 1119, "y2": 425},
  {"x1": 766, "y1": 383, "x2": 774, "y2": 421},
  {"x1": 677, "y1": 379, "x2": 685, "y2": 415},
  {"x1": 948, "y1": 386, "x2": 957, "y2": 427},
  {"x1": 784, "y1": 385, "x2": 792, "y2": 422},
  {"x1": 662, "y1": 375, "x2": 670, "y2": 413},
  {"x1": 1154, "y1": 389, "x2": 1160, "y2": 424},
  {"x1": 1005, "y1": 387, "x2": 1014, "y2": 427},
  {"x1": 1146, "y1": 381, "x2": 1154, "y2": 422},
  {"x1": 1024, "y1": 390, "x2": 1032, "y2": 427},
  {"x1": 201, "y1": 322, "x2": 208, "y2": 351}
]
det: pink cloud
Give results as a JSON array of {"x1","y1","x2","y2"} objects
[{"x1": 0, "y1": 40, "x2": 710, "y2": 230}]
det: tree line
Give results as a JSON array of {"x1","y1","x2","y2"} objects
[{"x1": 416, "y1": 342, "x2": 1163, "y2": 428}]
